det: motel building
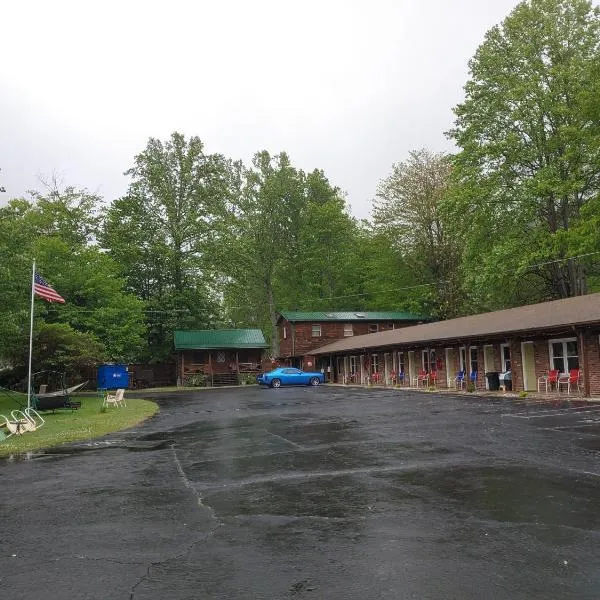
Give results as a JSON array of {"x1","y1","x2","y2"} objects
[{"x1": 307, "y1": 293, "x2": 600, "y2": 397}]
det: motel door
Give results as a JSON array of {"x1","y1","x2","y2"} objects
[{"x1": 521, "y1": 342, "x2": 536, "y2": 391}]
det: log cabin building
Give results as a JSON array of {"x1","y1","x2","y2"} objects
[{"x1": 175, "y1": 329, "x2": 269, "y2": 386}]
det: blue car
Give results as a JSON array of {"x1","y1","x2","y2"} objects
[{"x1": 256, "y1": 367, "x2": 324, "y2": 388}]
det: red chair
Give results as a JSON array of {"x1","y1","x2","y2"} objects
[
  {"x1": 371, "y1": 372, "x2": 382, "y2": 385},
  {"x1": 537, "y1": 369, "x2": 559, "y2": 393},
  {"x1": 558, "y1": 369, "x2": 581, "y2": 394},
  {"x1": 416, "y1": 369, "x2": 429, "y2": 387},
  {"x1": 429, "y1": 370, "x2": 438, "y2": 387}
]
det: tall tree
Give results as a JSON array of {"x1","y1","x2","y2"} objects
[
  {"x1": 372, "y1": 149, "x2": 461, "y2": 318},
  {"x1": 0, "y1": 190, "x2": 146, "y2": 373},
  {"x1": 222, "y1": 151, "x2": 306, "y2": 357},
  {"x1": 448, "y1": 0, "x2": 600, "y2": 307},
  {"x1": 102, "y1": 133, "x2": 233, "y2": 359}
]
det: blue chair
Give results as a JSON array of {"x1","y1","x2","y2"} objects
[
  {"x1": 398, "y1": 371, "x2": 405, "y2": 384},
  {"x1": 454, "y1": 371, "x2": 465, "y2": 390},
  {"x1": 470, "y1": 371, "x2": 478, "y2": 388}
]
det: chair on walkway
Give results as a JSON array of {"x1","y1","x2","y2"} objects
[
  {"x1": 557, "y1": 369, "x2": 581, "y2": 395},
  {"x1": 416, "y1": 370, "x2": 429, "y2": 387},
  {"x1": 104, "y1": 388, "x2": 126, "y2": 408},
  {"x1": 469, "y1": 371, "x2": 478, "y2": 388},
  {"x1": 429, "y1": 370, "x2": 438, "y2": 388},
  {"x1": 453, "y1": 371, "x2": 465, "y2": 390},
  {"x1": 537, "y1": 369, "x2": 559, "y2": 393},
  {"x1": 398, "y1": 371, "x2": 405, "y2": 386}
]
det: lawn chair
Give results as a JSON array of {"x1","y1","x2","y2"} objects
[
  {"x1": 557, "y1": 369, "x2": 581, "y2": 395},
  {"x1": 416, "y1": 370, "x2": 429, "y2": 387},
  {"x1": 1, "y1": 414, "x2": 25, "y2": 437},
  {"x1": 537, "y1": 369, "x2": 559, "y2": 393},
  {"x1": 104, "y1": 388, "x2": 126, "y2": 408},
  {"x1": 453, "y1": 371, "x2": 465, "y2": 390},
  {"x1": 429, "y1": 370, "x2": 438, "y2": 388},
  {"x1": 469, "y1": 371, "x2": 478, "y2": 388}
]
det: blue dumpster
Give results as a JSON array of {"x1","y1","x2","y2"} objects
[{"x1": 97, "y1": 364, "x2": 129, "y2": 390}]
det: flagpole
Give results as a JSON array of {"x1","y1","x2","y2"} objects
[{"x1": 27, "y1": 260, "x2": 36, "y2": 410}]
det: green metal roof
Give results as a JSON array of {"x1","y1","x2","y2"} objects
[
  {"x1": 277, "y1": 311, "x2": 428, "y2": 323},
  {"x1": 174, "y1": 329, "x2": 269, "y2": 350}
]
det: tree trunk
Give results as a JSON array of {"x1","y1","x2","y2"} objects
[{"x1": 267, "y1": 283, "x2": 279, "y2": 358}]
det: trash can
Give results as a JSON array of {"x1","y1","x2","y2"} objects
[
  {"x1": 485, "y1": 371, "x2": 500, "y2": 391},
  {"x1": 97, "y1": 364, "x2": 129, "y2": 390}
]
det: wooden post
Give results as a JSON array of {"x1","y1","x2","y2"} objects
[
  {"x1": 180, "y1": 352, "x2": 185, "y2": 387},
  {"x1": 579, "y1": 331, "x2": 590, "y2": 397},
  {"x1": 209, "y1": 351, "x2": 213, "y2": 387}
]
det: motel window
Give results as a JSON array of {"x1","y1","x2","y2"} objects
[
  {"x1": 470, "y1": 346, "x2": 478, "y2": 375},
  {"x1": 350, "y1": 356, "x2": 357, "y2": 375},
  {"x1": 344, "y1": 324, "x2": 353, "y2": 337},
  {"x1": 459, "y1": 347, "x2": 467, "y2": 373},
  {"x1": 549, "y1": 338, "x2": 579, "y2": 373},
  {"x1": 422, "y1": 349, "x2": 430, "y2": 373},
  {"x1": 398, "y1": 352, "x2": 405, "y2": 374},
  {"x1": 312, "y1": 324, "x2": 321, "y2": 337},
  {"x1": 371, "y1": 354, "x2": 379, "y2": 374},
  {"x1": 369, "y1": 324, "x2": 378, "y2": 333},
  {"x1": 283, "y1": 327, "x2": 287, "y2": 340},
  {"x1": 501, "y1": 344, "x2": 511, "y2": 372}
]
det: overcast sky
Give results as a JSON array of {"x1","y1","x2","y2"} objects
[{"x1": 1, "y1": 0, "x2": 520, "y2": 219}]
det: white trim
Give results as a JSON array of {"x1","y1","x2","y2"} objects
[
  {"x1": 500, "y1": 343, "x2": 511, "y2": 373},
  {"x1": 548, "y1": 337, "x2": 578, "y2": 375}
]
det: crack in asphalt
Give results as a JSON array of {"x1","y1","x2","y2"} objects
[{"x1": 128, "y1": 444, "x2": 223, "y2": 600}]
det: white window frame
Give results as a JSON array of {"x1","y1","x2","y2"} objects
[
  {"x1": 283, "y1": 327, "x2": 287, "y2": 339},
  {"x1": 349, "y1": 355, "x2": 357, "y2": 375},
  {"x1": 469, "y1": 346, "x2": 478, "y2": 375},
  {"x1": 398, "y1": 352, "x2": 405, "y2": 374},
  {"x1": 500, "y1": 343, "x2": 511, "y2": 372},
  {"x1": 371, "y1": 354, "x2": 379, "y2": 373},
  {"x1": 459, "y1": 346, "x2": 467, "y2": 372},
  {"x1": 421, "y1": 349, "x2": 430, "y2": 372},
  {"x1": 548, "y1": 337, "x2": 578, "y2": 374},
  {"x1": 343, "y1": 324, "x2": 353, "y2": 337},
  {"x1": 311, "y1": 324, "x2": 322, "y2": 337}
]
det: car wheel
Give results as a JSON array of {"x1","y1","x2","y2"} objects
[
  {"x1": 271, "y1": 378, "x2": 281, "y2": 388},
  {"x1": 309, "y1": 377, "x2": 320, "y2": 386}
]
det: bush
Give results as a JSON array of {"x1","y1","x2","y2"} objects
[
  {"x1": 184, "y1": 373, "x2": 206, "y2": 387},
  {"x1": 519, "y1": 391, "x2": 528, "y2": 398},
  {"x1": 466, "y1": 383, "x2": 476, "y2": 393}
]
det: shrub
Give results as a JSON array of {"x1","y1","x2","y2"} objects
[
  {"x1": 519, "y1": 391, "x2": 528, "y2": 398},
  {"x1": 466, "y1": 383, "x2": 476, "y2": 393}
]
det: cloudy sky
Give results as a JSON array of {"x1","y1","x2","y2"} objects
[{"x1": 1, "y1": 0, "x2": 519, "y2": 219}]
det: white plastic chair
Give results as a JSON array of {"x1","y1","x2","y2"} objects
[{"x1": 104, "y1": 388, "x2": 126, "y2": 408}]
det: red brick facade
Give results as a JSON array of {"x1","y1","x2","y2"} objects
[
  {"x1": 278, "y1": 319, "x2": 411, "y2": 359},
  {"x1": 320, "y1": 328, "x2": 600, "y2": 396}
]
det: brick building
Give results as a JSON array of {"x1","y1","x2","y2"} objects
[
  {"x1": 310, "y1": 293, "x2": 600, "y2": 397},
  {"x1": 277, "y1": 311, "x2": 428, "y2": 371}
]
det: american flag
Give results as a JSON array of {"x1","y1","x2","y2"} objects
[{"x1": 34, "y1": 272, "x2": 65, "y2": 303}]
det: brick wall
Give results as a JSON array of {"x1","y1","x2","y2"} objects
[{"x1": 278, "y1": 319, "x2": 418, "y2": 358}]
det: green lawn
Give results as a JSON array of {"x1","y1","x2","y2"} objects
[{"x1": 0, "y1": 392, "x2": 159, "y2": 457}]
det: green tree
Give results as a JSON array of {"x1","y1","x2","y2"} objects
[
  {"x1": 102, "y1": 132, "x2": 233, "y2": 359},
  {"x1": 0, "y1": 189, "x2": 146, "y2": 371},
  {"x1": 448, "y1": 0, "x2": 600, "y2": 307},
  {"x1": 222, "y1": 151, "x2": 306, "y2": 356},
  {"x1": 372, "y1": 149, "x2": 461, "y2": 318}
]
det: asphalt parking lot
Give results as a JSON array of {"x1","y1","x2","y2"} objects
[{"x1": 1, "y1": 386, "x2": 600, "y2": 599}]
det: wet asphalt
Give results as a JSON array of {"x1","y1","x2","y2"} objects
[{"x1": 1, "y1": 386, "x2": 600, "y2": 599}]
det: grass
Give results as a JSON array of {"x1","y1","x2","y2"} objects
[{"x1": 0, "y1": 391, "x2": 159, "y2": 457}]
